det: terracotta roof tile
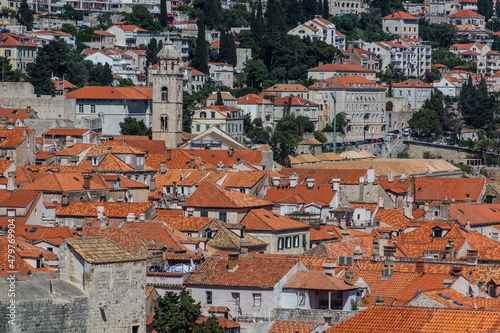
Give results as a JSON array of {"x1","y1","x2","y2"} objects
[
  {"x1": 269, "y1": 320, "x2": 317, "y2": 333},
  {"x1": 309, "y1": 62, "x2": 376, "y2": 73},
  {"x1": 241, "y1": 209, "x2": 310, "y2": 231},
  {"x1": 383, "y1": 11, "x2": 418, "y2": 20},
  {"x1": 65, "y1": 86, "x2": 152, "y2": 100},
  {"x1": 57, "y1": 202, "x2": 154, "y2": 218},
  {"x1": 265, "y1": 184, "x2": 336, "y2": 206},
  {"x1": 64, "y1": 237, "x2": 148, "y2": 263},
  {"x1": 82, "y1": 227, "x2": 151, "y2": 254}
]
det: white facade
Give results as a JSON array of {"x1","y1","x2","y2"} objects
[
  {"x1": 209, "y1": 62, "x2": 234, "y2": 89},
  {"x1": 288, "y1": 17, "x2": 346, "y2": 50},
  {"x1": 382, "y1": 11, "x2": 419, "y2": 39},
  {"x1": 392, "y1": 79, "x2": 434, "y2": 111}
]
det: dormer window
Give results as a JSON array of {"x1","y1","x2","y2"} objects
[{"x1": 92, "y1": 157, "x2": 99, "y2": 166}]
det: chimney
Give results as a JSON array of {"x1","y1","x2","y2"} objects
[
  {"x1": 126, "y1": 213, "x2": 135, "y2": 223},
  {"x1": 83, "y1": 172, "x2": 92, "y2": 190},
  {"x1": 424, "y1": 201, "x2": 429, "y2": 212},
  {"x1": 228, "y1": 148, "x2": 234, "y2": 158},
  {"x1": 415, "y1": 260, "x2": 425, "y2": 274},
  {"x1": 445, "y1": 239, "x2": 454, "y2": 259},
  {"x1": 166, "y1": 149, "x2": 172, "y2": 161},
  {"x1": 149, "y1": 176, "x2": 156, "y2": 192},
  {"x1": 6, "y1": 171, "x2": 17, "y2": 192},
  {"x1": 383, "y1": 258, "x2": 394, "y2": 277},
  {"x1": 366, "y1": 168, "x2": 375, "y2": 184},
  {"x1": 452, "y1": 266, "x2": 463, "y2": 277},
  {"x1": 388, "y1": 172, "x2": 394, "y2": 183},
  {"x1": 289, "y1": 174, "x2": 299, "y2": 188},
  {"x1": 216, "y1": 161, "x2": 224, "y2": 171},
  {"x1": 467, "y1": 249, "x2": 478, "y2": 266},
  {"x1": 443, "y1": 279, "x2": 453, "y2": 288},
  {"x1": 371, "y1": 251, "x2": 379, "y2": 262},
  {"x1": 100, "y1": 216, "x2": 109, "y2": 229},
  {"x1": 341, "y1": 229, "x2": 350, "y2": 240},
  {"x1": 358, "y1": 176, "x2": 365, "y2": 202},
  {"x1": 97, "y1": 206, "x2": 105, "y2": 219},
  {"x1": 353, "y1": 246, "x2": 363, "y2": 261},
  {"x1": 492, "y1": 230, "x2": 499, "y2": 242},
  {"x1": 189, "y1": 158, "x2": 195, "y2": 169},
  {"x1": 139, "y1": 213, "x2": 146, "y2": 222},
  {"x1": 322, "y1": 261, "x2": 337, "y2": 276},
  {"x1": 375, "y1": 294, "x2": 384, "y2": 304},
  {"x1": 227, "y1": 252, "x2": 239, "y2": 271},
  {"x1": 378, "y1": 196, "x2": 384, "y2": 208},
  {"x1": 199, "y1": 161, "x2": 205, "y2": 171},
  {"x1": 345, "y1": 271, "x2": 354, "y2": 285},
  {"x1": 340, "y1": 217, "x2": 346, "y2": 229},
  {"x1": 272, "y1": 176, "x2": 280, "y2": 187},
  {"x1": 190, "y1": 148, "x2": 194, "y2": 156},
  {"x1": 160, "y1": 161, "x2": 167, "y2": 174},
  {"x1": 240, "y1": 241, "x2": 249, "y2": 253},
  {"x1": 404, "y1": 195, "x2": 414, "y2": 219},
  {"x1": 331, "y1": 178, "x2": 340, "y2": 192},
  {"x1": 306, "y1": 178, "x2": 315, "y2": 189},
  {"x1": 172, "y1": 181, "x2": 177, "y2": 197},
  {"x1": 383, "y1": 245, "x2": 396, "y2": 261}
]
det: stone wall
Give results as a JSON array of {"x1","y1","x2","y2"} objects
[
  {"x1": 404, "y1": 140, "x2": 473, "y2": 163},
  {"x1": 0, "y1": 82, "x2": 75, "y2": 121},
  {"x1": 273, "y1": 308, "x2": 359, "y2": 324}
]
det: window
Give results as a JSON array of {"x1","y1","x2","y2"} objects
[
  {"x1": 293, "y1": 235, "x2": 299, "y2": 248},
  {"x1": 131, "y1": 325, "x2": 139, "y2": 333},
  {"x1": 232, "y1": 293, "x2": 240, "y2": 306},
  {"x1": 92, "y1": 157, "x2": 99, "y2": 166},
  {"x1": 196, "y1": 124, "x2": 200, "y2": 131},
  {"x1": 285, "y1": 236, "x2": 292, "y2": 248},
  {"x1": 278, "y1": 237, "x2": 284, "y2": 250},
  {"x1": 200, "y1": 211, "x2": 208, "y2": 217},
  {"x1": 67, "y1": 218, "x2": 73, "y2": 228},
  {"x1": 78, "y1": 104, "x2": 84, "y2": 113},
  {"x1": 219, "y1": 212, "x2": 227, "y2": 222},
  {"x1": 160, "y1": 114, "x2": 168, "y2": 131},
  {"x1": 200, "y1": 111, "x2": 207, "y2": 118},
  {"x1": 206, "y1": 291, "x2": 212, "y2": 304},
  {"x1": 161, "y1": 87, "x2": 168, "y2": 101},
  {"x1": 211, "y1": 111, "x2": 216, "y2": 118},
  {"x1": 298, "y1": 292, "x2": 306, "y2": 306},
  {"x1": 60, "y1": 158, "x2": 68, "y2": 166},
  {"x1": 5, "y1": 50, "x2": 10, "y2": 57},
  {"x1": 302, "y1": 234, "x2": 307, "y2": 247},
  {"x1": 253, "y1": 293, "x2": 261, "y2": 307},
  {"x1": 126, "y1": 155, "x2": 132, "y2": 164},
  {"x1": 7, "y1": 209, "x2": 15, "y2": 217},
  {"x1": 90, "y1": 105, "x2": 96, "y2": 113}
]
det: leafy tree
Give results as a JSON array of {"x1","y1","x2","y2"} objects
[
  {"x1": 123, "y1": 5, "x2": 161, "y2": 32},
  {"x1": 62, "y1": 23, "x2": 77, "y2": 36},
  {"x1": 193, "y1": 21, "x2": 209, "y2": 74},
  {"x1": 408, "y1": 108, "x2": 442, "y2": 136},
  {"x1": 16, "y1": 0, "x2": 34, "y2": 30},
  {"x1": 271, "y1": 130, "x2": 297, "y2": 165},
  {"x1": 196, "y1": 0, "x2": 222, "y2": 29},
  {"x1": 119, "y1": 78, "x2": 135, "y2": 86},
  {"x1": 152, "y1": 290, "x2": 204, "y2": 333},
  {"x1": 478, "y1": 0, "x2": 493, "y2": 20},
  {"x1": 418, "y1": 19, "x2": 456, "y2": 48},
  {"x1": 96, "y1": 12, "x2": 113, "y2": 29},
  {"x1": 146, "y1": 38, "x2": 163, "y2": 67},
  {"x1": 119, "y1": 117, "x2": 152, "y2": 137},
  {"x1": 314, "y1": 130, "x2": 327, "y2": 143},
  {"x1": 247, "y1": 117, "x2": 270, "y2": 144},
  {"x1": 63, "y1": 4, "x2": 83, "y2": 25},
  {"x1": 335, "y1": 112, "x2": 348, "y2": 135},
  {"x1": 193, "y1": 315, "x2": 225, "y2": 333},
  {"x1": 160, "y1": 0, "x2": 168, "y2": 27},
  {"x1": 0, "y1": 56, "x2": 19, "y2": 82},
  {"x1": 27, "y1": 59, "x2": 54, "y2": 96},
  {"x1": 459, "y1": 76, "x2": 497, "y2": 130},
  {"x1": 244, "y1": 59, "x2": 268, "y2": 88},
  {"x1": 218, "y1": 30, "x2": 236, "y2": 66}
]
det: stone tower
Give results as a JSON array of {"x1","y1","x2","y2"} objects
[{"x1": 151, "y1": 38, "x2": 183, "y2": 148}]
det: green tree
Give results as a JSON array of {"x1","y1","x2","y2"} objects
[
  {"x1": 322, "y1": 0, "x2": 329, "y2": 18},
  {"x1": 123, "y1": 5, "x2": 161, "y2": 32},
  {"x1": 16, "y1": 0, "x2": 34, "y2": 30},
  {"x1": 61, "y1": 23, "x2": 77, "y2": 36},
  {"x1": 478, "y1": 0, "x2": 493, "y2": 20},
  {"x1": 63, "y1": 4, "x2": 83, "y2": 25},
  {"x1": 418, "y1": 19, "x2": 456, "y2": 48},
  {"x1": 0, "y1": 56, "x2": 18, "y2": 82},
  {"x1": 193, "y1": 21, "x2": 209, "y2": 74},
  {"x1": 314, "y1": 130, "x2": 327, "y2": 143},
  {"x1": 408, "y1": 108, "x2": 442, "y2": 136},
  {"x1": 119, "y1": 117, "x2": 152, "y2": 137},
  {"x1": 244, "y1": 59, "x2": 268, "y2": 88},
  {"x1": 152, "y1": 290, "x2": 203, "y2": 333},
  {"x1": 193, "y1": 315, "x2": 225, "y2": 333},
  {"x1": 215, "y1": 90, "x2": 224, "y2": 105},
  {"x1": 335, "y1": 112, "x2": 348, "y2": 135},
  {"x1": 118, "y1": 78, "x2": 135, "y2": 86},
  {"x1": 26, "y1": 59, "x2": 54, "y2": 96},
  {"x1": 218, "y1": 30, "x2": 236, "y2": 66},
  {"x1": 160, "y1": 0, "x2": 168, "y2": 27},
  {"x1": 146, "y1": 38, "x2": 160, "y2": 67},
  {"x1": 101, "y1": 63, "x2": 114, "y2": 86}
]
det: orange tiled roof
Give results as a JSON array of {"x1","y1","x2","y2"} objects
[
  {"x1": 450, "y1": 9, "x2": 485, "y2": 17},
  {"x1": 155, "y1": 216, "x2": 213, "y2": 232},
  {"x1": 241, "y1": 209, "x2": 310, "y2": 231},
  {"x1": 280, "y1": 167, "x2": 365, "y2": 185},
  {"x1": 329, "y1": 306, "x2": 500, "y2": 332},
  {"x1": 24, "y1": 172, "x2": 112, "y2": 192},
  {"x1": 65, "y1": 86, "x2": 152, "y2": 100},
  {"x1": 265, "y1": 184, "x2": 336, "y2": 206},
  {"x1": 183, "y1": 182, "x2": 273, "y2": 209},
  {"x1": 264, "y1": 84, "x2": 308, "y2": 92},
  {"x1": 309, "y1": 62, "x2": 376, "y2": 73},
  {"x1": 185, "y1": 255, "x2": 300, "y2": 288},
  {"x1": 268, "y1": 320, "x2": 317, "y2": 333},
  {"x1": 418, "y1": 288, "x2": 500, "y2": 309},
  {"x1": 383, "y1": 11, "x2": 418, "y2": 20},
  {"x1": 414, "y1": 177, "x2": 487, "y2": 202},
  {"x1": 82, "y1": 227, "x2": 150, "y2": 253},
  {"x1": 392, "y1": 79, "x2": 433, "y2": 88},
  {"x1": 376, "y1": 209, "x2": 410, "y2": 228},
  {"x1": 18, "y1": 225, "x2": 78, "y2": 242},
  {"x1": 57, "y1": 201, "x2": 154, "y2": 218},
  {"x1": 310, "y1": 227, "x2": 336, "y2": 241},
  {"x1": 0, "y1": 127, "x2": 33, "y2": 148}
]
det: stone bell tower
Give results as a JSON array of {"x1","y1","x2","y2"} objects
[{"x1": 151, "y1": 38, "x2": 183, "y2": 148}]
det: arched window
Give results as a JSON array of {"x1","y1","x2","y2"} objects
[
  {"x1": 161, "y1": 87, "x2": 168, "y2": 102},
  {"x1": 160, "y1": 114, "x2": 168, "y2": 131}
]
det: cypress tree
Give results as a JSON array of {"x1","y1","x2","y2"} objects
[
  {"x1": 193, "y1": 20, "x2": 209, "y2": 74},
  {"x1": 219, "y1": 31, "x2": 237, "y2": 66},
  {"x1": 215, "y1": 90, "x2": 224, "y2": 105},
  {"x1": 160, "y1": 0, "x2": 168, "y2": 27},
  {"x1": 323, "y1": 0, "x2": 329, "y2": 18}
]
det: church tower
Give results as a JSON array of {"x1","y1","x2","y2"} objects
[{"x1": 151, "y1": 39, "x2": 183, "y2": 148}]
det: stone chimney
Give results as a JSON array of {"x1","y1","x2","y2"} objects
[
  {"x1": 467, "y1": 249, "x2": 477, "y2": 266},
  {"x1": 227, "y1": 252, "x2": 239, "y2": 271},
  {"x1": 383, "y1": 258, "x2": 394, "y2": 277},
  {"x1": 415, "y1": 260, "x2": 425, "y2": 274},
  {"x1": 149, "y1": 176, "x2": 156, "y2": 192},
  {"x1": 424, "y1": 201, "x2": 429, "y2": 212},
  {"x1": 240, "y1": 242, "x2": 249, "y2": 253},
  {"x1": 340, "y1": 218, "x2": 346, "y2": 229},
  {"x1": 388, "y1": 172, "x2": 394, "y2": 183},
  {"x1": 139, "y1": 213, "x2": 146, "y2": 222},
  {"x1": 216, "y1": 161, "x2": 224, "y2": 171},
  {"x1": 322, "y1": 261, "x2": 337, "y2": 276},
  {"x1": 452, "y1": 266, "x2": 463, "y2": 277},
  {"x1": 289, "y1": 174, "x2": 299, "y2": 188},
  {"x1": 6, "y1": 171, "x2": 17, "y2": 192},
  {"x1": 228, "y1": 148, "x2": 234, "y2": 158},
  {"x1": 345, "y1": 271, "x2": 354, "y2": 285},
  {"x1": 492, "y1": 230, "x2": 499, "y2": 242},
  {"x1": 126, "y1": 213, "x2": 135, "y2": 223},
  {"x1": 332, "y1": 178, "x2": 340, "y2": 192},
  {"x1": 160, "y1": 161, "x2": 167, "y2": 174},
  {"x1": 166, "y1": 149, "x2": 171, "y2": 161},
  {"x1": 189, "y1": 158, "x2": 195, "y2": 169},
  {"x1": 442, "y1": 196, "x2": 451, "y2": 219},
  {"x1": 383, "y1": 245, "x2": 396, "y2": 261},
  {"x1": 100, "y1": 216, "x2": 109, "y2": 229},
  {"x1": 272, "y1": 176, "x2": 280, "y2": 187},
  {"x1": 376, "y1": 294, "x2": 384, "y2": 304},
  {"x1": 353, "y1": 246, "x2": 363, "y2": 261},
  {"x1": 199, "y1": 162, "x2": 205, "y2": 171},
  {"x1": 97, "y1": 206, "x2": 105, "y2": 219},
  {"x1": 404, "y1": 195, "x2": 414, "y2": 219},
  {"x1": 366, "y1": 168, "x2": 375, "y2": 184},
  {"x1": 341, "y1": 229, "x2": 350, "y2": 240},
  {"x1": 443, "y1": 279, "x2": 453, "y2": 288},
  {"x1": 306, "y1": 178, "x2": 315, "y2": 189},
  {"x1": 83, "y1": 172, "x2": 92, "y2": 190},
  {"x1": 370, "y1": 251, "x2": 379, "y2": 262},
  {"x1": 445, "y1": 239, "x2": 454, "y2": 259}
]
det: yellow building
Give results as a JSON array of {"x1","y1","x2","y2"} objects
[{"x1": 0, "y1": 33, "x2": 37, "y2": 71}]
